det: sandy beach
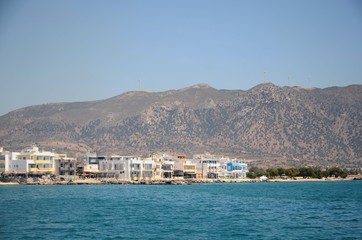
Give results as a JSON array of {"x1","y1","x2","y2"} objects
[{"x1": 0, "y1": 182, "x2": 19, "y2": 185}]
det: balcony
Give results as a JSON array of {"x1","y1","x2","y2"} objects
[
  {"x1": 34, "y1": 160, "x2": 52, "y2": 164},
  {"x1": 59, "y1": 167, "x2": 75, "y2": 171},
  {"x1": 184, "y1": 166, "x2": 196, "y2": 173},
  {"x1": 29, "y1": 168, "x2": 54, "y2": 173}
]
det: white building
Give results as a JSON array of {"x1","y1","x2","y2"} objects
[
  {"x1": 98, "y1": 155, "x2": 127, "y2": 179},
  {"x1": 143, "y1": 159, "x2": 155, "y2": 179},
  {"x1": 0, "y1": 147, "x2": 12, "y2": 174},
  {"x1": 161, "y1": 160, "x2": 174, "y2": 178},
  {"x1": 129, "y1": 158, "x2": 143, "y2": 180},
  {"x1": 225, "y1": 160, "x2": 248, "y2": 178},
  {"x1": 148, "y1": 153, "x2": 164, "y2": 179},
  {"x1": 96, "y1": 155, "x2": 157, "y2": 180},
  {"x1": 7, "y1": 145, "x2": 56, "y2": 175},
  {"x1": 196, "y1": 159, "x2": 220, "y2": 179},
  {"x1": 174, "y1": 156, "x2": 197, "y2": 178}
]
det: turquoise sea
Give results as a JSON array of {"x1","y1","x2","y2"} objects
[{"x1": 1, "y1": 181, "x2": 361, "y2": 239}]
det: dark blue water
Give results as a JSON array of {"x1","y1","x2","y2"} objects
[{"x1": 1, "y1": 182, "x2": 361, "y2": 239}]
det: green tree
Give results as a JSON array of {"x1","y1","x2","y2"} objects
[
  {"x1": 327, "y1": 166, "x2": 348, "y2": 178},
  {"x1": 247, "y1": 172, "x2": 257, "y2": 179},
  {"x1": 248, "y1": 167, "x2": 266, "y2": 177},
  {"x1": 322, "y1": 169, "x2": 329, "y2": 178},
  {"x1": 286, "y1": 168, "x2": 299, "y2": 178},
  {"x1": 266, "y1": 168, "x2": 279, "y2": 178},
  {"x1": 312, "y1": 167, "x2": 323, "y2": 179},
  {"x1": 299, "y1": 167, "x2": 313, "y2": 178},
  {"x1": 298, "y1": 167, "x2": 307, "y2": 178},
  {"x1": 277, "y1": 167, "x2": 286, "y2": 176}
]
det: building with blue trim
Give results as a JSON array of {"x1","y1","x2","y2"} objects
[{"x1": 226, "y1": 162, "x2": 248, "y2": 178}]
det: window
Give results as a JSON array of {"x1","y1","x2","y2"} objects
[
  {"x1": 144, "y1": 164, "x2": 153, "y2": 170},
  {"x1": 89, "y1": 158, "x2": 98, "y2": 164}
]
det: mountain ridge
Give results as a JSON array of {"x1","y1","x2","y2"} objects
[{"x1": 0, "y1": 83, "x2": 361, "y2": 167}]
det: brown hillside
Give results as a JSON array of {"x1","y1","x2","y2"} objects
[{"x1": 0, "y1": 83, "x2": 360, "y2": 167}]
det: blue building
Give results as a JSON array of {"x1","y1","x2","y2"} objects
[{"x1": 226, "y1": 162, "x2": 248, "y2": 178}]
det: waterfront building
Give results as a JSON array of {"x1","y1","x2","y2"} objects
[
  {"x1": 174, "y1": 156, "x2": 197, "y2": 178},
  {"x1": 149, "y1": 153, "x2": 164, "y2": 179},
  {"x1": 55, "y1": 154, "x2": 76, "y2": 178},
  {"x1": 98, "y1": 155, "x2": 158, "y2": 180},
  {"x1": 82, "y1": 153, "x2": 159, "y2": 180},
  {"x1": 142, "y1": 159, "x2": 155, "y2": 179},
  {"x1": 98, "y1": 155, "x2": 126, "y2": 179},
  {"x1": 7, "y1": 145, "x2": 56, "y2": 175},
  {"x1": 86, "y1": 152, "x2": 105, "y2": 165},
  {"x1": 0, "y1": 147, "x2": 11, "y2": 174},
  {"x1": 82, "y1": 163, "x2": 99, "y2": 177},
  {"x1": 121, "y1": 156, "x2": 157, "y2": 180},
  {"x1": 198, "y1": 159, "x2": 220, "y2": 179},
  {"x1": 0, "y1": 146, "x2": 254, "y2": 180},
  {"x1": 82, "y1": 153, "x2": 104, "y2": 177},
  {"x1": 161, "y1": 160, "x2": 175, "y2": 178},
  {"x1": 94, "y1": 155, "x2": 147, "y2": 180},
  {"x1": 184, "y1": 161, "x2": 197, "y2": 178},
  {"x1": 193, "y1": 154, "x2": 234, "y2": 179},
  {"x1": 129, "y1": 158, "x2": 143, "y2": 180},
  {"x1": 174, "y1": 156, "x2": 184, "y2": 178},
  {"x1": 226, "y1": 161, "x2": 248, "y2": 178}
]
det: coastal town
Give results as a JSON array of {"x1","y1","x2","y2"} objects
[
  {"x1": 0, "y1": 145, "x2": 250, "y2": 185},
  {"x1": 1, "y1": 145, "x2": 360, "y2": 185}
]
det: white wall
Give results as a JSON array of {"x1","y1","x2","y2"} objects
[{"x1": 8, "y1": 159, "x2": 30, "y2": 173}]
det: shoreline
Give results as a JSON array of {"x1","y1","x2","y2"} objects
[{"x1": 1, "y1": 176, "x2": 361, "y2": 186}]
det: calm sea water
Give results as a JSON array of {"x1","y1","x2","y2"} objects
[{"x1": 1, "y1": 181, "x2": 361, "y2": 240}]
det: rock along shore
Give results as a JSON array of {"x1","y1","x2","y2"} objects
[{"x1": 1, "y1": 175, "x2": 360, "y2": 186}]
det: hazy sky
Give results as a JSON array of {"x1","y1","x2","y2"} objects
[{"x1": 0, "y1": 0, "x2": 361, "y2": 116}]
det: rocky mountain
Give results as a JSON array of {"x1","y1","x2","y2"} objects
[{"x1": 0, "y1": 83, "x2": 361, "y2": 167}]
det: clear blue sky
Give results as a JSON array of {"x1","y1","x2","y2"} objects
[{"x1": 0, "y1": 0, "x2": 361, "y2": 116}]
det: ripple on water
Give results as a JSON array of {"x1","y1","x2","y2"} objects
[{"x1": 0, "y1": 182, "x2": 361, "y2": 240}]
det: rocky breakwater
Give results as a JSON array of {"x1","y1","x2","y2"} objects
[
  {"x1": 1, "y1": 175, "x2": 260, "y2": 185},
  {"x1": 98, "y1": 178, "x2": 258, "y2": 185}
]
